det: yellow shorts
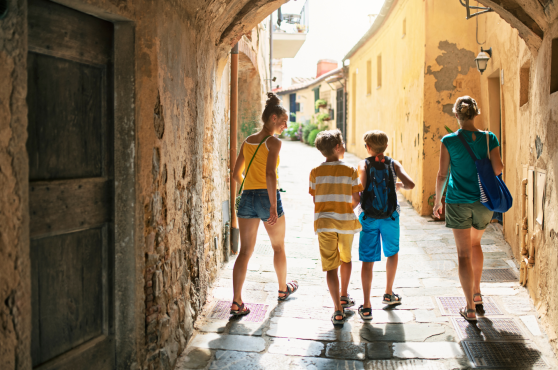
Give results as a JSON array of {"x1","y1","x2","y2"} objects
[{"x1": 318, "y1": 232, "x2": 354, "y2": 271}]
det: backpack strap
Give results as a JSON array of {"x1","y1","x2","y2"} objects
[
  {"x1": 485, "y1": 131, "x2": 491, "y2": 160},
  {"x1": 457, "y1": 131, "x2": 478, "y2": 161}
]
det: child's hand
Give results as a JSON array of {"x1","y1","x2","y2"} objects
[{"x1": 395, "y1": 182, "x2": 403, "y2": 191}]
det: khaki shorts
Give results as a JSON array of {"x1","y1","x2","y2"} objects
[
  {"x1": 318, "y1": 232, "x2": 354, "y2": 271},
  {"x1": 445, "y1": 201, "x2": 494, "y2": 230}
]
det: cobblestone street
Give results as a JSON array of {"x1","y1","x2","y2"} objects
[{"x1": 177, "y1": 140, "x2": 558, "y2": 369}]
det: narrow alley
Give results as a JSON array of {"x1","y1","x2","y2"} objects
[{"x1": 176, "y1": 140, "x2": 558, "y2": 369}]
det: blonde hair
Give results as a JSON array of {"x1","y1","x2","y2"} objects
[
  {"x1": 315, "y1": 129, "x2": 344, "y2": 157},
  {"x1": 363, "y1": 130, "x2": 388, "y2": 153},
  {"x1": 453, "y1": 96, "x2": 480, "y2": 122}
]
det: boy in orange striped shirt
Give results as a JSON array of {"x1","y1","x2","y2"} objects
[{"x1": 309, "y1": 129, "x2": 363, "y2": 326}]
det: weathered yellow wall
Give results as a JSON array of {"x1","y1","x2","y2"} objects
[
  {"x1": 295, "y1": 88, "x2": 314, "y2": 124},
  {"x1": 478, "y1": 11, "x2": 558, "y2": 354},
  {"x1": 347, "y1": 0, "x2": 426, "y2": 210},
  {"x1": 422, "y1": 0, "x2": 482, "y2": 215}
]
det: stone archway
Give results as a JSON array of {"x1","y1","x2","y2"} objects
[{"x1": 237, "y1": 47, "x2": 263, "y2": 147}]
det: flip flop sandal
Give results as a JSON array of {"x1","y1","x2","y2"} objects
[
  {"x1": 358, "y1": 305, "x2": 373, "y2": 321},
  {"x1": 340, "y1": 294, "x2": 355, "y2": 309},
  {"x1": 459, "y1": 307, "x2": 477, "y2": 322},
  {"x1": 278, "y1": 280, "x2": 299, "y2": 301},
  {"x1": 382, "y1": 292, "x2": 402, "y2": 306},
  {"x1": 473, "y1": 293, "x2": 483, "y2": 305},
  {"x1": 331, "y1": 310, "x2": 345, "y2": 326},
  {"x1": 230, "y1": 301, "x2": 250, "y2": 316}
]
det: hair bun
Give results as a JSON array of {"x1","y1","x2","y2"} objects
[
  {"x1": 266, "y1": 92, "x2": 280, "y2": 106},
  {"x1": 459, "y1": 103, "x2": 470, "y2": 114}
]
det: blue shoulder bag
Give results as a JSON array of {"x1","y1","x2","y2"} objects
[{"x1": 456, "y1": 131, "x2": 513, "y2": 213}]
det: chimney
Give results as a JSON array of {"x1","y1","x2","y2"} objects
[{"x1": 316, "y1": 59, "x2": 338, "y2": 78}]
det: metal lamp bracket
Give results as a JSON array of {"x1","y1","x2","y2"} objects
[{"x1": 459, "y1": 0, "x2": 494, "y2": 19}]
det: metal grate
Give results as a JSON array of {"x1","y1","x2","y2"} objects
[
  {"x1": 462, "y1": 341, "x2": 548, "y2": 368},
  {"x1": 436, "y1": 296, "x2": 502, "y2": 316},
  {"x1": 254, "y1": 241, "x2": 273, "y2": 256},
  {"x1": 481, "y1": 269, "x2": 518, "y2": 282},
  {"x1": 452, "y1": 317, "x2": 525, "y2": 341},
  {"x1": 208, "y1": 301, "x2": 268, "y2": 322}
]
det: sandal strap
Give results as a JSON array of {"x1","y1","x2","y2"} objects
[
  {"x1": 232, "y1": 301, "x2": 245, "y2": 311},
  {"x1": 359, "y1": 306, "x2": 372, "y2": 313}
]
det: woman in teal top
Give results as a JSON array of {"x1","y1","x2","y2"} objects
[{"x1": 433, "y1": 96, "x2": 504, "y2": 322}]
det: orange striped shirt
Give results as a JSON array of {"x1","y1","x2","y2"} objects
[{"x1": 309, "y1": 161, "x2": 363, "y2": 234}]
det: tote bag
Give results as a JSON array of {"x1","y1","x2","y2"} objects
[{"x1": 456, "y1": 131, "x2": 513, "y2": 213}]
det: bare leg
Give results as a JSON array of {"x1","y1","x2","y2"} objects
[
  {"x1": 339, "y1": 261, "x2": 352, "y2": 299},
  {"x1": 453, "y1": 228, "x2": 476, "y2": 318},
  {"x1": 232, "y1": 218, "x2": 260, "y2": 310},
  {"x1": 326, "y1": 268, "x2": 343, "y2": 320},
  {"x1": 263, "y1": 215, "x2": 288, "y2": 296},
  {"x1": 471, "y1": 228, "x2": 485, "y2": 302},
  {"x1": 361, "y1": 262, "x2": 374, "y2": 315},
  {"x1": 385, "y1": 253, "x2": 399, "y2": 296}
]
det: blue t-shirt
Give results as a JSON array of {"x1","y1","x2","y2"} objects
[{"x1": 441, "y1": 130, "x2": 500, "y2": 204}]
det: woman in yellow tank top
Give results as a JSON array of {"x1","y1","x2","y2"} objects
[{"x1": 230, "y1": 93, "x2": 299, "y2": 316}]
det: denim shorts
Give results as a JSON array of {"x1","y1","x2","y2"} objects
[{"x1": 237, "y1": 189, "x2": 284, "y2": 222}]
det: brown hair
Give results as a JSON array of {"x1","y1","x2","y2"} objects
[
  {"x1": 363, "y1": 130, "x2": 388, "y2": 153},
  {"x1": 261, "y1": 92, "x2": 287, "y2": 124},
  {"x1": 452, "y1": 95, "x2": 480, "y2": 122},
  {"x1": 315, "y1": 129, "x2": 344, "y2": 157}
]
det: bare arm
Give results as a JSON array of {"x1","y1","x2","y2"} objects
[
  {"x1": 355, "y1": 160, "x2": 367, "y2": 208},
  {"x1": 393, "y1": 160, "x2": 415, "y2": 190},
  {"x1": 433, "y1": 143, "x2": 450, "y2": 218},
  {"x1": 490, "y1": 147, "x2": 504, "y2": 176},
  {"x1": 232, "y1": 142, "x2": 246, "y2": 185},
  {"x1": 352, "y1": 192, "x2": 360, "y2": 209},
  {"x1": 265, "y1": 137, "x2": 281, "y2": 225}
]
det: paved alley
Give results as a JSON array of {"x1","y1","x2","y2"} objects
[{"x1": 177, "y1": 140, "x2": 558, "y2": 370}]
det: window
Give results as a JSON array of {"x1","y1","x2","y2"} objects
[
  {"x1": 366, "y1": 60, "x2": 372, "y2": 95},
  {"x1": 551, "y1": 38, "x2": 558, "y2": 94},
  {"x1": 402, "y1": 18, "x2": 406, "y2": 38},
  {"x1": 377, "y1": 54, "x2": 382, "y2": 88},
  {"x1": 520, "y1": 61, "x2": 530, "y2": 106},
  {"x1": 351, "y1": 72, "x2": 357, "y2": 144}
]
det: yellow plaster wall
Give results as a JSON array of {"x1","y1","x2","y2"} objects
[
  {"x1": 346, "y1": 0, "x2": 426, "y2": 209},
  {"x1": 294, "y1": 88, "x2": 314, "y2": 124}
]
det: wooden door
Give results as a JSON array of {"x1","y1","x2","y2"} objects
[{"x1": 27, "y1": 1, "x2": 115, "y2": 369}]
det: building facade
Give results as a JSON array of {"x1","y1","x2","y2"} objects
[{"x1": 345, "y1": 0, "x2": 558, "y2": 355}]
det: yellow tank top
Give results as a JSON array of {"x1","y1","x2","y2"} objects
[{"x1": 242, "y1": 138, "x2": 280, "y2": 190}]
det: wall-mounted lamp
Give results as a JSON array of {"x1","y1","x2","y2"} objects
[
  {"x1": 265, "y1": 77, "x2": 277, "y2": 82},
  {"x1": 475, "y1": 47, "x2": 492, "y2": 74}
]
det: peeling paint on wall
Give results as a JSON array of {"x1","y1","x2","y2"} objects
[
  {"x1": 442, "y1": 104, "x2": 454, "y2": 117},
  {"x1": 536, "y1": 135, "x2": 543, "y2": 159},
  {"x1": 426, "y1": 41, "x2": 477, "y2": 92}
]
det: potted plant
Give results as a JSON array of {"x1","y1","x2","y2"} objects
[
  {"x1": 315, "y1": 99, "x2": 327, "y2": 110},
  {"x1": 296, "y1": 24, "x2": 306, "y2": 33}
]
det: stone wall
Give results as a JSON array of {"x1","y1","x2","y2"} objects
[{"x1": 0, "y1": 0, "x2": 284, "y2": 369}]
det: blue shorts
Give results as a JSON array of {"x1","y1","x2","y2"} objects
[
  {"x1": 358, "y1": 211, "x2": 400, "y2": 262},
  {"x1": 237, "y1": 189, "x2": 284, "y2": 222}
]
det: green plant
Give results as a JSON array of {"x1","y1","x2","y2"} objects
[
  {"x1": 316, "y1": 112, "x2": 331, "y2": 123},
  {"x1": 283, "y1": 122, "x2": 301, "y2": 140},
  {"x1": 302, "y1": 123, "x2": 318, "y2": 143},
  {"x1": 315, "y1": 99, "x2": 327, "y2": 110},
  {"x1": 308, "y1": 128, "x2": 322, "y2": 146}
]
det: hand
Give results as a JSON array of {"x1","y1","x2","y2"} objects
[
  {"x1": 432, "y1": 202, "x2": 443, "y2": 219},
  {"x1": 267, "y1": 205, "x2": 278, "y2": 225},
  {"x1": 395, "y1": 182, "x2": 403, "y2": 191}
]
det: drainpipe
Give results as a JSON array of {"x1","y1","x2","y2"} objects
[
  {"x1": 230, "y1": 43, "x2": 239, "y2": 254},
  {"x1": 270, "y1": 13, "x2": 273, "y2": 90}
]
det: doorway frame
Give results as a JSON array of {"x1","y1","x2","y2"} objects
[{"x1": 27, "y1": 1, "x2": 137, "y2": 369}]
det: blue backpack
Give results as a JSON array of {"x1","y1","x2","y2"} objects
[{"x1": 361, "y1": 156, "x2": 398, "y2": 220}]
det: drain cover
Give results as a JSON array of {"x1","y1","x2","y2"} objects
[
  {"x1": 481, "y1": 269, "x2": 518, "y2": 282},
  {"x1": 452, "y1": 317, "x2": 525, "y2": 341},
  {"x1": 462, "y1": 341, "x2": 547, "y2": 368},
  {"x1": 254, "y1": 241, "x2": 273, "y2": 256},
  {"x1": 208, "y1": 301, "x2": 268, "y2": 322},
  {"x1": 436, "y1": 296, "x2": 502, "y2": 316}
]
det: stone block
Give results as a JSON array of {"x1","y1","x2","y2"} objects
[
  {"x1": 326, "y1": 342, "x2": 366, "y2": 360},
  {"x1": 153, "y1": 270, "x2": 163, "y2": 297},
  {"x1": 413, "y1": 310, "x2": 448, "y2": 323},
  {"x1": 359, "y1": 323, "x2": 445, "y2": 342},
  {"x1": 267, "y1": 317, "x2": 353, "y2": 341},
  {"x1": 229, "y1": 322, "x2": 264, "y2": 336},
  {"x1": 175, "y1": 348, "x2": 212, "y2": 370},
  {"x1": 366, "y1": 343, "x2": 393, "y2": 359},
  {"x1": 520, "y1": 315, "x2": 542, "y2": 336},
  {"x1": 189, "y1": 333, "x2": 265, "y2": 352},
  {"x1": 198, "y1": 320, "x2": 226, "y2": 333},
  {"x1": 392, "y1": 342, "x2": 464, "y2": 359},
  {"x1": 267, "y1": 338, "x2": 324, "y2": 357}
]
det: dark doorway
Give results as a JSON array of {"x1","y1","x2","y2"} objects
[
  {"x1": 289, "y1": 93, "x2": 297, "y2": 122},
  {"x1": 336, "y1": 88, "x2": 346, "y2": 141},
  {"x1": 27, "y1": 0, "x2": 115, "y2": 368}
]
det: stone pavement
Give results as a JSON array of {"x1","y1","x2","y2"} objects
[{"x1": 177, "y1": 140, "x2": 558, "y2": 369}]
